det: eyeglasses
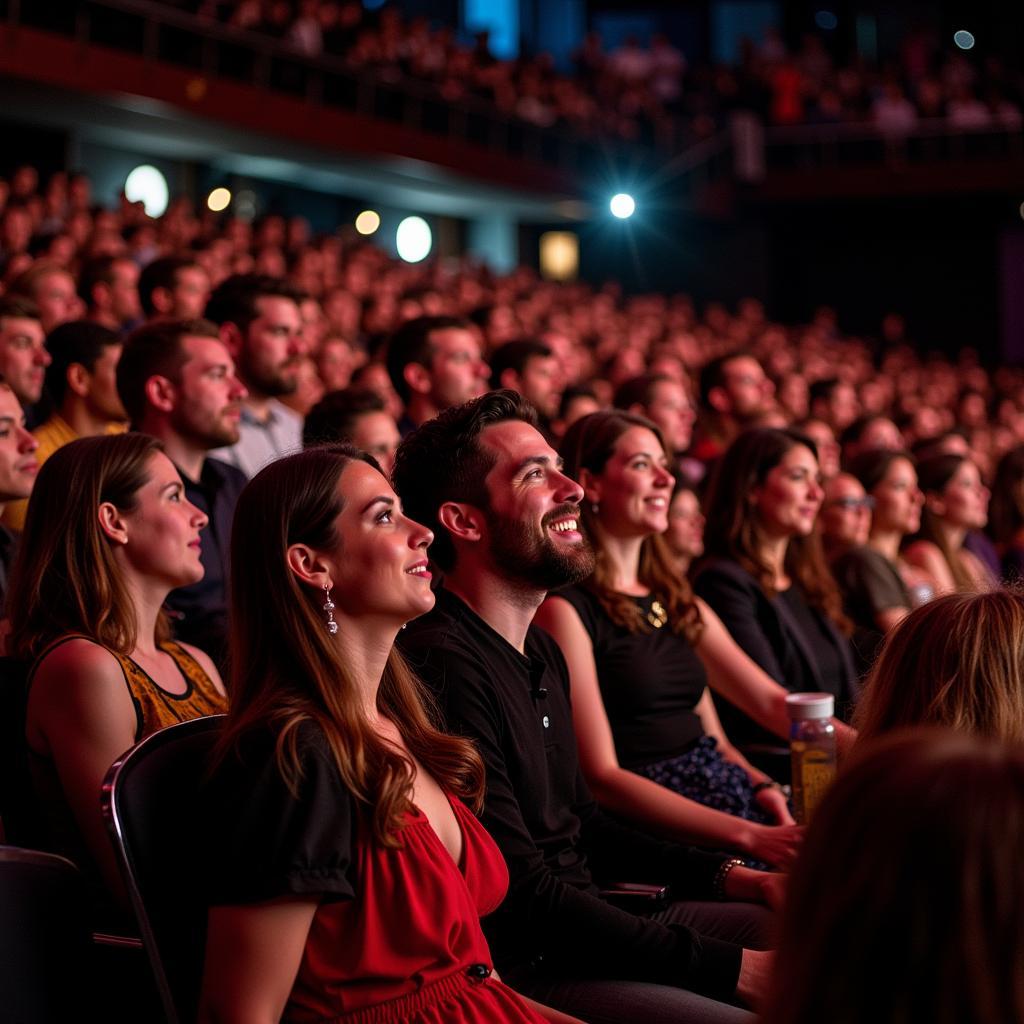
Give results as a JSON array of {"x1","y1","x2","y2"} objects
[{"x1": 825, "y1": 496, "x2": 876, "y2": 511}]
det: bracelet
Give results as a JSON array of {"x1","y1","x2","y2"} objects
[
  {"x1": 751, "y1": 780, "x2": 781, "y2": 795},
  {"x1": 712, "y1": 857, "x2": 744, "y2": 901}
]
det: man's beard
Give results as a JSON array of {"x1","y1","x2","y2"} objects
[{"x1": 488, "y1": 504, "x2": 595, "y2": 592}]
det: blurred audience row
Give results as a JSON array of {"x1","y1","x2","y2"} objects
[{"x1": 164, "y1": 2, "x2": 1024, "y2": 143}]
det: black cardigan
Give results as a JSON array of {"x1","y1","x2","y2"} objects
[{"x1": 694, "y1": 558, "x2": 858, "y2": 752}]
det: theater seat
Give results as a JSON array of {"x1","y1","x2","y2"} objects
[
  {"x1": 0, "y1": 845, "x2": 96, "y2": 1022},
  {"x1": 101, "y1": 715, "x2": 225, "y2": 1024}
]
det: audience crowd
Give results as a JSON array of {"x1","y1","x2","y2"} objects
[
  {"x1": 165, "y1": 2, "x2": 1024, "y2": 145},
  {"x1": 2, "y1": 157, "x2": 1024, "y2": 1023}
]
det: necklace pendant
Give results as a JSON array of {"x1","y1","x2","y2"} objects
[{"x1": 647, "y1": 599, "x2": 668, "y2": 629}]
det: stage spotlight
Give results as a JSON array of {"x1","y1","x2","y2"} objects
[
  {"x1": 355, "y1": 210, "x2": 381, "y2": 235},
  {"x1": 124, "y1": 165, "x2": 169, "y2": 217},
  {"x1": 609, "y1": 193, "x2": 636, "y2": 219},
  {"x1": 207, "y1": 187, "x2": 232, "y2": 212},
  {"x1": 954, "y1": 29, "x2": 975, "y2": 50},
  {"x1": 396, "y1": 216, "x2": 432, "y2": 262}
]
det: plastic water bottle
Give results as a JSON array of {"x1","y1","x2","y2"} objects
[{"x1": 786, "y1": 693, "x2": 836, "y2": 824}]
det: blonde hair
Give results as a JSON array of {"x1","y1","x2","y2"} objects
[{"x1": 855, "y1": 590, "x2": 1024, "y2": 744}]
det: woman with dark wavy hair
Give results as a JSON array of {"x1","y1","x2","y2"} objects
[
  {"x1": 761, "y1": 728, "x2": 1024, "y2": 1024},
  {"x1": 536, "y1": 411, "x2": 808, "y2": 869},
  {"x1": 199, "y1": 445, "x2": 576, "y2": 1024},
  {"x1": 694, "y1": 428, "x2": 857, "y2": 755}
]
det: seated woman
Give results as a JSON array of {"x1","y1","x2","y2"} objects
[
  {"x1": 8, "y1": 433, "x2": 226, "y2": 913},
  {"x1": 818, "y1": 472, "x2": 872, "y2": 564},
  {"x1": 694, "y1": 428, "x2": 858, "y2": 756},
  {"x1": 536, "y1": 411, "x2": 809, "y2": 869},
  {"x1": 903, "y1": 452, "x2": 994, "y2": 593},
  {"x1": 833, "y1": 450, "x2": 935, "y2": 673},
  {"x1": 664, "y1": 479, "x2": 705, "y2": 578},
  {"x1": 198, "y1": 445, "x2": 575, "y2": 1024},
  {"x1": 988, "y1": 444, "x2": 1024, "y2": 581},
  {"x1": 854, "y1": 590, "x2": 1024, "y2": 744},
  {"x1": 761, "y1": 728, "x2": 1024, "y2": 1024}
]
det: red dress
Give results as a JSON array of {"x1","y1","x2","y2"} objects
[{"x1": 204, "y1": 723, "x2": 547, "y2": 1024}]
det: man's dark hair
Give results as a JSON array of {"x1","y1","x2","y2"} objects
[
  {"x1": 203, "y1": 273, "x2": 303, "y2": 333},
  {"x1": 613, "y1": 373, "x2": 671, "y2": 411},
  {"x1": 558, "y1": 384, "x2": 597, "y2": 420},
  {"x1": 303, "y1": 387, "x2": 385, "y2": 448},
  {"x1": 44, "y1": 321, "x2": 120, "y2": 407},
  {"x1": 809, "y1": 377, "x2": 841, "y2": 406},
  {"x1": 0, "y1": 294, "x2": 40, "y2": 324},
  {"x1": 392, "y1": 389, "x2": 538, "y2": 572},
  {"x1": 138, "y1": 256, "x2": 200, "y2": 317},
  {"x1": 116, "y1": 317, "x2": 220, "y2": 426},
  {"x1": 77, "y1": 254, "x2": 128, "y2": 306},
  {"x1": 384, "y1": 315, "x2": 471, "y2": 403},
  {"x1": 488, "y1": 339, "x2": 552, "y2": 390},
  {"x1": 698, "y1": 350, "x2": 755, "y2": 407}
]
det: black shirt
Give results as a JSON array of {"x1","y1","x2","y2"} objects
[
  {"x1": 556, "y1": 586, "x2": 706, "y2": 770},
  {"x1": 166, "y1": 456, "x2": 247, "y2": 670},
  {"x1": 399, "y1": 587, "x2": 741, "y2": 999}
]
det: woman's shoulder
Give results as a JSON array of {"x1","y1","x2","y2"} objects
[
  {"x1": 693, "y1": 557, "x2": 760, "y2": 591},
  {"x1": 30, "y1": 636, "x2": 125, "y2": 687}
]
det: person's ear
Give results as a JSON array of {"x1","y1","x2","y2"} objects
[
  {"x1": 97, "y1": 501, "x2": 128, "y2": 544},
  {"x1": 438, "y1": 501, "x2": 485, "y2": 544},
  {"x1": 577, "y1": 466, "x2": 601, "y2": 506},
  {"x1": 143, "y1": 374, "x2": 176, "y2": 415},
  {"x1": 924, "y1": 493, "x2": 945, "y2": 517},
  {"x1": 150, "y1": 285, "x2": 172, "y2": 316},
  {"x1": 286, "y1": 543, "x2": 333, "y2": 590},
  {"x1": 707, "y1": 385, "x2": 730, "y2": 415},
  {"x1": 403, "y1": 361, "x2": 433, "y2": 397},
  {"x1": 65, "y1": 362, "x2": 91, "y2": 400},
  {"x1": 498, "y1": 368, "x2": 520, "y2": 392},
  {"x1": 219, "y1": 322, "x2": 243, "y2": 359}
]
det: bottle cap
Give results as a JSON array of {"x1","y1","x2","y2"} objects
[{"x1": 785, "y1": 692, "x2": 834, "y2": 720}]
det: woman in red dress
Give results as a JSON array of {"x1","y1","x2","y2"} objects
[{"x1": 198, "y1": 444, "x2": 580, "y2": 1024}]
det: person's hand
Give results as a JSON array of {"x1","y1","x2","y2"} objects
[
  {"x1": 755, "y1": 868, "x2": 787, "y2": 913},
  {"x1": 723, "y1": 864, "x2": 788, "y2": 912},
  {"x1": 735, "y1": 948, "x2": 774, "y2": 1009},
  {"x1": 754, "y1": 783, "x2": 796, "y2": 825},
  {"x1": 746, "y1": 822, "x2": 804, "y2": 869}
]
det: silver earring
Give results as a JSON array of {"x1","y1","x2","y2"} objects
[
  {"x1": 323, "y1": 583, "x2": 338, "y2": 635},
  {"x1": 591, "y1": 502, "x2": 599, "y2": 515}
]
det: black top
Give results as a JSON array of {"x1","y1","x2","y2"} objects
[
  {"x1": 399, "y1": 587, "x2": 742, "y2": 1000},
  {"x1": 831, "y1": 546, "x2": 910, "y2": 675},
  {"x1": 166, "y1": 456, "x2": 247, "y2": 672},
  {"x1": 555, "y1": 586, "x2": 706, "y2": 770},
  {"x1": 202, "y1": 720, "x2": 357, "y2": 905},
  {"x1": 0, "y1": 523, "x2": 19, "y2": 613},
  {"x1": 694, "y1": 558, "x2": 858, "y2": 750},
  {"x1": 776, "y1": 588, "x2": 845, "y2": 693}
]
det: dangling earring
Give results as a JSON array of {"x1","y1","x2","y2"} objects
[{"x1": 323, "y1": 583, "x2": 338, "y2": 635}]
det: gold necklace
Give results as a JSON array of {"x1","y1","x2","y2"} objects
[{"x1": 646, "y1": 599, "x2": 668, "y2": 629}]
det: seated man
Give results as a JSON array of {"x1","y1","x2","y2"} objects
[
  {"x1": 116, "y1": 318, "x2": 248, "y2": 669},
  {"x1": 394, "y1": 390, "x2": 778, "y2": 1024},
  {"x1": 3, "y1": 321, "x2": 127, "y2": 531}
]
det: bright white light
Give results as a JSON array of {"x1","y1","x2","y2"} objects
[
  {"x1": 207, "y1": 187, "x2": 232, "y2": 212},
  {"x1": 124, "y1": 165, "x2": 169, "y2": 218},
  {"x1": 609, "y1": 193, "x2": 636, "y2": 219},
  {"x1": 396, "y1": 216, "x2": 432, "y2": 262},
  {"x1": 953, "y1": 29, "x2": 975, "y2": 50},
  {"x1": 355, "y1": 210, "x2": 381, "y2": 235}
]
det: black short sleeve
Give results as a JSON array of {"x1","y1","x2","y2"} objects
[{"x1": 202, "y1": 719, "x2": 357, "y2": 905}]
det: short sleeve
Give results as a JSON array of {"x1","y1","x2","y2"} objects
[
  {"x1": 836, "y1": 549, "x2": 909, "y2": 615},
  {"x1": 202, "y1": 720, "x2": 357, "y2": 905}
]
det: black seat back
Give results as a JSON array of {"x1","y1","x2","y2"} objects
[
  {"x1": 101, "y1": 715, "x2": 225, "y2": 1024},
  {"x1": 0, "y1": 845, "x2": 95, "y2": 1022}
]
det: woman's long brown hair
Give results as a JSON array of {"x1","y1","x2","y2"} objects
[
  {"x1": 913, "y1": 452, "x2": 979, "y2": 592},
  {"x1": 8, "y1": 433, "x2": 170, "y2": 661},
  {"x1": 215, "y1": 444, "x2": 484, "y2": 847},
  {"x1": 701, "y1": 426, "x2": 850, "y2": 632},
  {"x1": 560, "y1": 410, "x2": 703, "y2": 646}
]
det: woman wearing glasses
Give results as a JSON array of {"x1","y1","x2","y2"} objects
[{"x1": 835, "y1": 449, "x2": 935, "y2": 673}]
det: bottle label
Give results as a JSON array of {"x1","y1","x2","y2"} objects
[{"x1": 799, "y1": 750, "x2": 835, "y2": 821}]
